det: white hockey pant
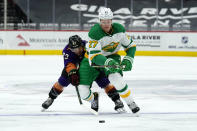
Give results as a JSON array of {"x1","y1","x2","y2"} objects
[
  {"x1": 108, "y1": 73, "x2": 134, "y2": 105},
  {"x1": 78, "y1": 85, "x2": 94, "y2": 102}
]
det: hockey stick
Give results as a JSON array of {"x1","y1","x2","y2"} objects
[
  {"x1": 75, "y1": 86, "x2": 98, "y2": 115},
  {"x1": 92, "y1": 65, "x2": 125, "y2": 70},
  {"x1": 75, "y1": 86, "x2": 83, "y2": 105}
]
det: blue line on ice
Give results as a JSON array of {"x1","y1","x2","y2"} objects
[{"x1": 1, "y1": 112, "x2": 197, "y2": 117}]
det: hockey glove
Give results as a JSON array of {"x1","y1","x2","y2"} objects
[
  {"x1": 104, "y1": 58, "x2": 121, "y2": 74},
  {"x1": 68, "y1": 69, "x2": 79, "y2": 86},
  {"x1": 121, "y1": 56, "x2": 133, "y2": 71}
]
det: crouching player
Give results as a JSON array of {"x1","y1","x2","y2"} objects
[{"x1": 42, "y1": 35, "x2": 125, "y2": 112}]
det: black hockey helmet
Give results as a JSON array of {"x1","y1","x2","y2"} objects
[{"x1": 68, "y1": 35, "x2": 82, "y2": 49}]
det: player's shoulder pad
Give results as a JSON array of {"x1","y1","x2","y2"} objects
[
  {"x1": 62, "y1": 45, "x2": 69, "y2": 53},
  {"x1": 112, "y1": 23, "x2": 125, "y2": 33},
  {"x1": 88, "y1": 24, "x2": 105, "y2": 40},
  {"x1": 81, "y1": 40, "x2": 87, "y2": 46}
]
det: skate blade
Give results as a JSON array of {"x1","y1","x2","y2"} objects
[
  {"x1": 41, "y1": 108, "x2": 47, "y2": 112},
  {"x1": 133, "y1": 112, "x2": 140, "y2": 117},
  {"x1": 81, "y1": 104, "x2": 99, "y2": 115},
  {"x1": 116, "y1": 108, "x2": 127, "y2": 113}
]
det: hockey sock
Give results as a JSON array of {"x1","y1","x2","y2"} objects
[
  {"x1": 104, "y1": 85, "x2": 120, "y2": 102},
  {"x1": 117, "y1": 84, "x2": 134, "y2": 104},
  {"x1": 83, "y1": 89, "x2": 94, "y2": 102},
  {"x1": 49, "y1": 82, "x2": 63, "y2": 99}
]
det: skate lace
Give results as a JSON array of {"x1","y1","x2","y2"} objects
[
  {"x1": 45, "y1": 98, "x2": 53, "y2": 105},
  {"x1": 115, "y1": 99, "x2": 123, "y2": 106},
  {"x1": 91, "y1": 100, "x2": 98, "y2": 108},
  {"x1": 129, "y1": 102, "x2": 137, "y2": 109}
]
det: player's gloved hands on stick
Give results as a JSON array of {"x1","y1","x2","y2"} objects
[
  {"x1": 68, "y1": 69, "x2": 79, "y2": 86},
  {"x1": 121, "y1": 56, "x2": 133, "y2": 71},
  {"x1": 104, "y1": 58, "x2": 121, "y2": 73}
]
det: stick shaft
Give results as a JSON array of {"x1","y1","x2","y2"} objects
[
  {"x1": 75, "y1": 86, "x2": 83, "y2": 105},
  {"x1": 92, "y1": 65, "x2": 124, "y2": 69}
]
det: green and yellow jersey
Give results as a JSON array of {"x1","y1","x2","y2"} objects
[{"x1": 86, "y1": 23, "x2": 136, "y2": 65}]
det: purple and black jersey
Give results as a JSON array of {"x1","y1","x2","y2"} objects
[
  {"x1": 62, "y1": 40, "x2": 86, "y2": 67},
  {"x1": 58, "y1": 39, "x2": 110, "y2": 88}
]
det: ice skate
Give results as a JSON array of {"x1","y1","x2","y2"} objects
[
  {"x1": 114, "y1": 99, "x2": 126, "y2": 113},
  {"x1": 41, "y1": 97, "x2": 54, "y2": 111},
  {"x1": 91, "y1": 92, "x2": 99, "y2": 112},
  {"x1": 128, "y1": 102, "x2": 140, "y2": 113}
]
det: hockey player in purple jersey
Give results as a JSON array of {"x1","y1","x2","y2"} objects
[{"x1": 42, "y1": 35, "x2": 125, "y2": 112}]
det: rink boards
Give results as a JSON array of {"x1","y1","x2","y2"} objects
[{"x1": 0, "y1": 30, "x2": 197, "y2": 56}]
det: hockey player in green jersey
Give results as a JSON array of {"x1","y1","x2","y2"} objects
[{"x1": 78, "y1": 7, "x2": 140, "y2": 113}]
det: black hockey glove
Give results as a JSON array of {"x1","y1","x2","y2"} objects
[{"x1": 68, "y1": 69, "x2": 79, "y2": 86}]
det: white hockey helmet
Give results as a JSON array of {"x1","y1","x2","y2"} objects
[{"x1": 98, "y1": 8, "x2": 113, "y2": 20}]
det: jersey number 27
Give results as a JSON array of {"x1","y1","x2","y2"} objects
[{"x1": 89, "y1": 40, "x2": 98, "y2": 48}]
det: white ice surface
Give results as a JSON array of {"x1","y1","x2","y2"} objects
[{"x1": 0, "y1": 55, "x2": 197, "y2": 131}]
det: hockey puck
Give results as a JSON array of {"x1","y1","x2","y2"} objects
[{"x1": 99, "y1": 120, "x2": 105, "y2": 123}]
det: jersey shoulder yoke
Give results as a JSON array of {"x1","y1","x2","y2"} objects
[
  {"x1": 112, "y1": 23, "x2": 125, "y2": 34},
  {"x1": 88, "y1": 24, "x2": 106, "y2": 40}
]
